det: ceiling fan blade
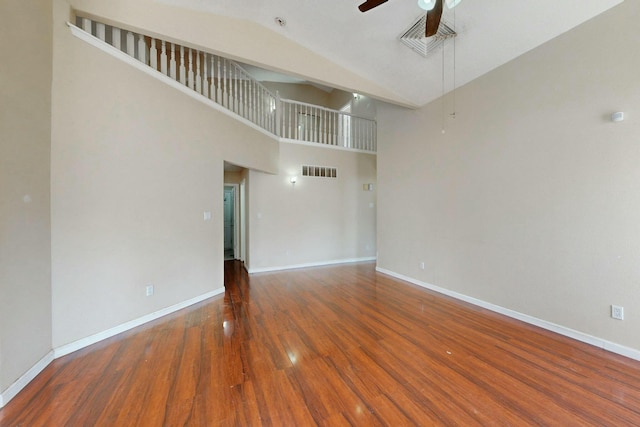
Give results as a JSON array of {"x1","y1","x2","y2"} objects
[
  {"x1": 358, "y1": 0, "x2": 388, "y2": 12},
  {"x1": 425, "y1": 0, "x2": 443, "y2": 37}
]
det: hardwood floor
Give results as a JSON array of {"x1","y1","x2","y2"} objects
[{"x1": 2, "y1": 261, "x2": 640, "y2": 426}]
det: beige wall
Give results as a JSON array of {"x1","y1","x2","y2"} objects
[
  {"x1": 377, "y1": 2, "x2": 640, "y2": 351},
  {"x1": 262, "y1": 82, "x2": 332, "y2": 107},
  {"x1": 50, "y1": 0, "x2": 279, "y2": 347},
  {"x1": 248, "y1": 143, "x2": 376, "y2": 271},
  {"x1": 0, "y1": 0, "x2": 53, "y2": 393},
  {"x1": 223, "y1": 171, "x2": 244, "y2": 184}
]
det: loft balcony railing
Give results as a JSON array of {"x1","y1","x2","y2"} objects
[
  {"x1": 72, "y1": 16, "x2": 377, "y2": 153},
  {"x1": 279, "y1": 99, "x2": 377, "y2": 152}
]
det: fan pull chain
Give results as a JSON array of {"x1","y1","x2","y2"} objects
[
  {"x1": 452, "y1": 4, "x2": 457, "y2": 120},
  {"x1": 441, "y1": 39, "x2": 446, "y2": 134}
]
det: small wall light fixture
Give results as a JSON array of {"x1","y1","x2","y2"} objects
[
  {"x1": 290, "y1": 176, "x2": 297, "y2": 185},
  {"x1": 612, "y1": 112, "x2": 624, "y2": 123}
]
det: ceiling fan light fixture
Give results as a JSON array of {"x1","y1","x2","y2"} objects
[
  {"x1": 445, "y1": 0, "x2": 462, "y2": 8},
  {"x1": 417, "y1": 0, "x2": 436, "y2": 11}
]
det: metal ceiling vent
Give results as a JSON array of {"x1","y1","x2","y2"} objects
[{"x1": 400, "y1": 15, "x2": 457, "y2": 57}]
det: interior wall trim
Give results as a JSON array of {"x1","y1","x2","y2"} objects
[
  {"x1": 248, "y1": 257, "x2": 376, "y2": 274},
  {"x1": 53, "y1": 287, "x2": 225, "y2": 359},
  {"x1": 375, "y1": 267, "x2": 640, "y2": 362},
  {"x1": 0, "y1": 351, "x2": 55, "y2": 408}
]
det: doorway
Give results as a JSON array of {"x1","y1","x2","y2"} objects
[{"x1": 223, "y1": 185, "x2": 236, "y2": 260}]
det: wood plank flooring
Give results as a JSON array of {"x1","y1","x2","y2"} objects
[{"x1": 2, "y1": 260, "x2": 640, "y2": 426}]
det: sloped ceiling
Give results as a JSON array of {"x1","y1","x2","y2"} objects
[{"x1": 160, "y1": 0, "x2": 623, "y2": 107}]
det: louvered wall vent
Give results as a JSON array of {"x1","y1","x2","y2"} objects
[
  {"x1": 400, "y1": 16, "x2": 457, "y2": 58},
  {"x1": 302, "y1": 165, "x2": 337, "y2": 179}
]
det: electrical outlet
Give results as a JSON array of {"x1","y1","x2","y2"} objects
[
  {"x1": 420, "y1": 262, "x2": 425, "y2": 270},
  {"x1": 611, "y1": 305, "x2": 624, "y2": 320},
  {"x1": 146, "y1": 285, "x2": 154, "y2": 297}
]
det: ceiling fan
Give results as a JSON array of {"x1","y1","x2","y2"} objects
[{"x1": 358, "y1": 0, "x2": 462, "y2": 37}]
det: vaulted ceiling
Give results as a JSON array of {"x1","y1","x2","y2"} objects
[{"x1": 159, "y1": 0, "x2": 623, "y2": 107}]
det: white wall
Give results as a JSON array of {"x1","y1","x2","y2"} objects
[
  {"x1": 0, "y1": 0, "x2": 53, "y2": 395},
  {"x1": 248, "y1": 143, "x2": 377, "y2": 272},
  {"x1": 377, "y1": 1, "x2": 640, "y2": 352},
  {"x1": 50, "y1": 0, "x2": 279, "y2": 347}
]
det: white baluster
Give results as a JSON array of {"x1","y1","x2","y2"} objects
[
  {"x1": 372, "y1": 122, "x2": 375, "y2": 151},
  {"x1": 230, "y1": 66, "x2": 235, "y2": 111},
  {"x1": 233, "y1": 68, "x2": 238, "y2": 113},
  {"x1": 277, "y1": 96, "x2": 282, "y2": 137},
  {"x1": 202, "y1": 54, "x2": 209, "y2": 99},
  {"x1": 248, "y1": 80, "x2": 253, "y2": 122},
  {"x1": 222, "y1": 59, "x2": 227, "y2": 108},
  {"x1": 304, "y1": 105, "x2": 308, "y2": 140},
  {"x1": 96, "y1": 23, "x2": 105, "y2": 41},
  {"x1": 259, "y1": 85, "x2": 264, "y2": 125},
  {"x1": 295, "y1": 105, "x2": 299, "y2": 140},
  {"x1": 363, "y1": 120, "x2": 367, "y2": 150},
  {"x1": 354, "y1": 118, "x2": 357, "y2": 149},
  {"x1": 327, "y1": 111, "x2": 331, "y2": 145},
  {"x1": 237, "y1": 70, "x2": 241, "y2": 114},
  {"x1": 238, "y1": 74, "x2": 243, "y2": 116},
  {"x1": 322, "y1": 109, "x2": 326, "y2": 145},
  {"x1": 188, "y1": 49, "x2": 194, "y2": 90},
  {"x1": 170, "y1": 43, "x2": 177, "y2": 79},
  {"x1": 210, "y1": 56, "x2": 215, "y2": 101},
  {"x1": 216, "y1": 57, "x2": 222, "y2": 104},
  {"x1": 262, "y1": 91, "x2": 266, "y2": 127},
  {"x1": 112, "y1": 27, "x2": 121, "y2": 50},
  {"x1": 82, "y1": 18, "x2": 92, "y2": 34},
  {"x1": 291, "y1": 103, "x2": 295, "y2": 139},
  {"x1": 195, "y1": 52, "x2": 201, "y2": 93},
  {"x1": 150, "y1": 39, "x2": 158, "y2": 70},
  {"x1": 255, "y1": 83, "x2": 259, "y2": 124},
  {"x1": 352, "y1": 118, "x2": 355, "y2": 149},
  {"x1": 179, "y1": 46, "x2": 186, "y2": 85},
  {"x1": 353, "y1": 118, "x2": 356, "y2": 149},
  {"x1": 242, "y1": 78, "x2": 247, "y2": 117},
  {"x1": 126, "y1": 31, "x2": 135, "y2": 57},
  {"x1": 160, "y1": 41, "x2": 167, "y2": 75},
  {"x1": 365, "y1": 121, "x2": 369, "y2": 151},
  {"x1": 289, "y1": 103, "x2": 293, "y2": 139},
  {"x1": 137, "y1": 34, "x2": 147, "y2": 64},
  {"x1": 313, "y1": 107, "x2": 317, "y2": 142},
  {"x1": 328, "y1": 111, "x2": 332, "y2": 145}
]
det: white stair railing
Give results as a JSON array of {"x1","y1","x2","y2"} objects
[
  {"x1": 279, "y1": 99, "x2": 377, "y2": 152},
  {"x1": 76, "y1": 16, "x2": 277, "y2": 135},
  {"x1": 75, "y1": 16, "x2": 376, "y2": 153}
]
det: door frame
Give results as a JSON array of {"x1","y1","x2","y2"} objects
[{"x1": 223, "y1": 183, "x2": 241, "y2": 260}]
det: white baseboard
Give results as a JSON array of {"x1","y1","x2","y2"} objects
[
  {"x1": 54, "y1": 287, "x2": 224, "y2": 358},
  {"x1": 248, "y1": 257, "x2": 376, "y2": 274},
  {"x1": 376, "y1": 267, "x2": 640, "y2": 362},
  {"x1": 0, "y1": 350, "x2": 55, "y2": 408},
  {"x1": 1, "y1": 287, "x2": 225, "y2": 408}
]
